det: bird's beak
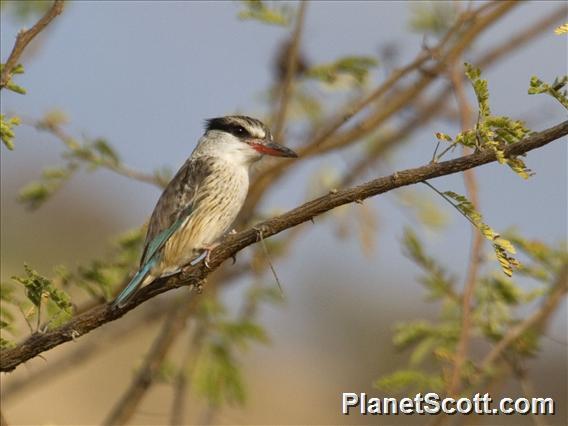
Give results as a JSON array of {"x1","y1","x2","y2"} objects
[{"x1": 251, "y1": 141, "x2": 298, "y2": 158}]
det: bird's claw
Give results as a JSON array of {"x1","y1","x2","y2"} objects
[{"x1": 203, "y1": 249, "x2": 213, "y2": 269}]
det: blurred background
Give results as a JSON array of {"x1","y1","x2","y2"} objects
[{"x1": 1, "y1": 1, "x2": 566, "y2": 425}]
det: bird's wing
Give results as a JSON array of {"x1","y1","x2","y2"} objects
[{"x1": 140, "y1": 156, "x2": 213, "y2": 266}]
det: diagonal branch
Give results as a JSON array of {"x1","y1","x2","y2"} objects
[
  {"x1": 103, "y1": 294, "x2": 197, "y2": 426},
  {"x1": 0, "y1": 0, "x2": 65, "y2": 88},
  {"x1": 242, "y1": 1, "x2": 517, "y2": 215},
  {"x1": 340, "y1": 4, "x2": 565, "y2": 187},
  {"x1": 1, "y1": 120, "x2": 566, "y2": 373},
  {"x1": 479, "y1": 264, "x2": 568, "y2": 374}
]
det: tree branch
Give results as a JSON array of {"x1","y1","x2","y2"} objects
[
  {"x1": 271, "y1": 1, "x2": 307, "y2": 141},
  {"x1": 34, "y1": 119, "x2": 168, "y2": 188},
  {"x1": 340, "y1": 5, "x2": 564, "y2": 187},
  {"x1": 103, "y1": 294, "x2": 197, "y2": 426},
  {"x1": 0, "y1": 0, "x2": 65, "y2": 89},
  {"x1": 242, "y1": 1, "x2": 517, "y2": 215},
  {"x1": 479, "y1": 264, "x2": 568, "y2": 373},
  {"x1": 1, "y1": 120, "x2": 566, "y2": 373}
]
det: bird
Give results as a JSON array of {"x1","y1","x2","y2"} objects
[{"x1": 112, "y1": 115, "x2": 298, "y2": 308}]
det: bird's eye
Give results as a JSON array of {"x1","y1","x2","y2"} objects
[{"x1": 236, "y1": 126, "x2": 246, "y2": 134}]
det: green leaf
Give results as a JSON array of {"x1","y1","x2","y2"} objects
[
  {"x1": 1, "y1": 114, "x2": 21, "y2": 150},
  {"x1": 438, "y1": 64, "x2": 534, "y2": 180},
  {"x1": 93, "y1": 138, "x2": 121, "y2": 165},
  {"x1": 402, "y1": 228, "x2": 456, "y2": 299},
  {"x1": 218, "y1": 320, "x2": 269, "y2": 349},
  {"x1": 375, "y1": 369, "x2": 444, "y2": 393},
  {"x1": 11, "y1": 264, "x2": 73, "y2": 328},
  {"x1": 465, "y1": 63, "x2": 490, "y2": 118},
  {"x1": 528, "y1": 75, "x2": 568, "y2": 109},
  {"x1": 237, "y1": 1, "x2": 291, "y2": 26},
  {"x1": 12, "y1": 264, "x2": 51, "y2": 307},
  {"x1": 194, "y1": 343, "x2": 247, "y2": 406},
  {"x1": 442, "y1": 191, "x2": 519, "y2": 276},
  {"x1": 409, "y1": 2, "x2": 458, "y2": 36},
  {"x1": 18, "y1": 165, "x2": 77, "y2": 210},
  {"x1": 6, "y1": 81, "x2": 27, "y2": 94},
  {"x1": 306, "y1": 56, "x2": 378, "y2": 85},
  {"x1": 435, "y1": 132, "x2": 453, "y2": 142},
  {"x1": 0, "y1": 337, "x2": 14, "y2": 349}
]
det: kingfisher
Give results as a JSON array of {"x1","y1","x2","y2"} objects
[{"x1": 112, "y1": 115, "x2": 297, "y2": 308}]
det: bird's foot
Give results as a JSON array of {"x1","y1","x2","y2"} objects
[{"x1": 201, "y1": 243, "x2": 220, "y2": 269}]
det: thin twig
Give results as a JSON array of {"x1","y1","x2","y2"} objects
[
  {"x1": 512, "y1": 360, "x2": 549, "y2": 426},
  {"x1": 33, "y1": 120, "x2": 167, "y2": 188},
  {"x1": 255, "y1": 226, "x2": 284, "y2": 295},
  {"x1": 243, "y1": 1, "x2": 517, "y2": 215},
  {"x1": 169, "y1": 316, "x2": 208, "y2": 426},
  {"x1": 0, "y1": 0, "x2": 65, "y2": 88},
  {"x1": 271, "y1": 1, "x2": 307, "y2": 142},
  {"x1": 103, "y1": 293, "x2": 197, "y2": 426},
  {"x1": 1, "y1": 120, "x2": 566, "y2": 373},
  {"x1": 478, "y1": 264, "x2": 567, "y2": 374},
  {"x1": 477, "y1": 5, "x2": 567, "y2": 69},
  {"x1": 1, "y1": 300, "x2": 171, "y2": 402},
  {"x1": 340, "y1": 6, "x2": 564, "y2": 187},
  {"x1": 446, "y1": 61, "x2": 484, "y2": 398}
]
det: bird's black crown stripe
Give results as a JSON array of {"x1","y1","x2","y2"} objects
[{"x1": 205, "y1": 116, "x2": 269, "y2": 139}]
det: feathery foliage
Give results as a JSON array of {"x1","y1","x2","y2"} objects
[
  {"x1": 10, "y1": 264, "x2": 73, "y2": 331},
  {"x1": 377, "y1": 228, "x2": 566, "y2": 395},
  {"x1": 528, "y1": 75, "x2": 568, "y2": 109},
  {"x1": 435, "y1": 64, "x2": 534, "y2": 179},
  {"x1": 237, "y1": 1, "x2": 291, "y2": 26},
  {"x1": 306, "y1": 56, "x2": 378, "y2": 86}
]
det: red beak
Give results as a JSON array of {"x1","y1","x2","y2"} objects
[{"x1": 251, "y1": 141, "x2": 298, "y2": 158}]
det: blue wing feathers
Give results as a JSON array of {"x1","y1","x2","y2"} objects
[
  {"x1": 112, "y1": 257, "x2": 156, "y2": 308},
  {"x1": 112, "y1": 212, "x2": 190, "y2": 308}
]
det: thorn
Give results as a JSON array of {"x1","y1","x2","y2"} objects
[
  {"x1": 355, "y1": 199, "x2": 363, "y2": 204},
  {"x1": 194, "y1": 280, "x2": 204, "y2": 294},
  {"x1": 253, "y1": 225, "x2": 269, "y2": 242},
  {"x1": 68, "y1": 329, "x2": 80, "y2": 341},
  {"x1": 310, "y1": 217, "x2": 315, "y2": 224}
]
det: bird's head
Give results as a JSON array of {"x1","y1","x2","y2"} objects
[{"x1": 199, "y1": 115, "x2": 298, "y2": 165}]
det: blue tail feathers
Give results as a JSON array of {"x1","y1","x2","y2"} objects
[{"x1": 112, "y1": 258, "x2": 156, "y2": 308}]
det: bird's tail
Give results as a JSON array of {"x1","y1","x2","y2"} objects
[{"x1": 112, "y1": 259, "x2": 156, "y2": 308}]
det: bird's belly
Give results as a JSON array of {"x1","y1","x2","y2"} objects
[{"x1": 158, "y1": 168, "x2": 247, "y2": 273}]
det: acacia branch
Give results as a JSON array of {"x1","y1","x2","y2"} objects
[
  {"x1": 1, "y1": 120, "x2": 566, "y2": 373},
  {"x1": 0, "y1": 0, "x2": 65, "y2": 88},
  {"x1": 242, "y1": 1, "x2": 517, "y2": 215},
  {"x1": 341, "y1": 5, "x2": 564, "y2": 187},
  {"x1": 1, "y1": 299, "x2": 171, "y2": 402}
]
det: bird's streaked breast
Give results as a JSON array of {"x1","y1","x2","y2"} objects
[{"x1": 158, "y1": 159, "x2": 248, "y2": 273}]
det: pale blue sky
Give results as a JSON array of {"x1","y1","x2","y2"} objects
[{"x1": 1, "y1": 2, "x2": 566, "y2": 423}]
